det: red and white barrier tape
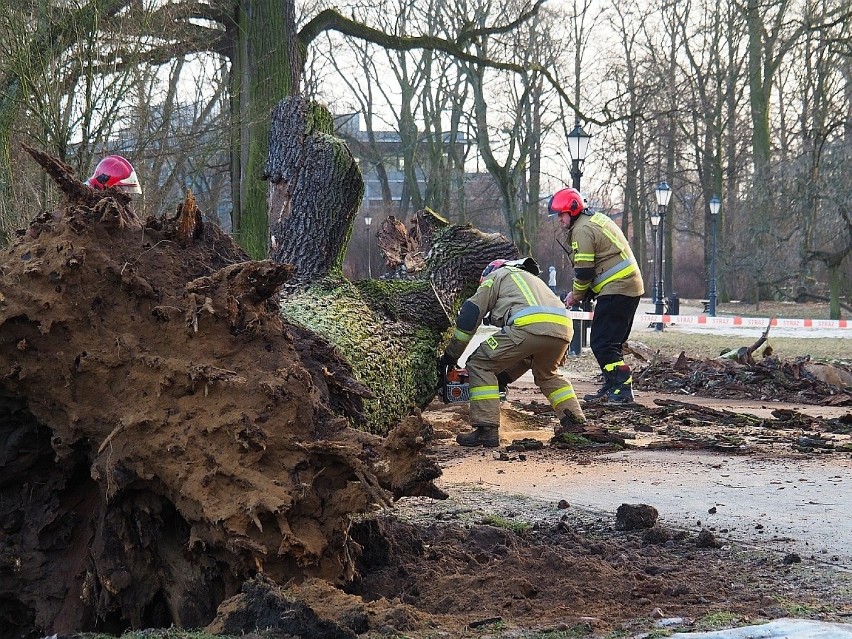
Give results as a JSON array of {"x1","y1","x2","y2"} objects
[{"x1": 566, "y1": 311, "x2": 850, "y2": 330}]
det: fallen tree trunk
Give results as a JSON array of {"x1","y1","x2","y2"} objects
[
  {"x1": 0, "y1": 100, "x2": 515, "y2": 637},
  {"x1": 266, "y1": 96, "x2": 517, "y2": 434}
]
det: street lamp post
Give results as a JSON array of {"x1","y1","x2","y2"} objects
[
  {"x1": 653, "y1": 181, "x2": 672, "y2": 331},
  {"x1": 708, "y1": 195, "x2": 721, "y2": 317},
  {"x1": 649, "y1": 209, "x2": 661, "y2": 329},
  {"x1": 566, "y1": 121, "x2": 592, "y2": 356},
  {"x1": 364, "y1": 212, "x2": 372, "y2": 279}
]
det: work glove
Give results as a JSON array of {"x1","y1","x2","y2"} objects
[{"x1": 439, "y1": 352, "x2": 458, "y2": 370}]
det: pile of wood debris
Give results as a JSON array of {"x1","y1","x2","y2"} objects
[
  {"x1": 633, "y1": 351, "x2": 851, "y2": 407},
  {"x1": 582, "y1": 401, "x2": 852, "y2": 455}
]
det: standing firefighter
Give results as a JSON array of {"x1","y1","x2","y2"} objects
[
  {"x1": 549, "y1": 187, "x2": 644, "y2": 404},
  {"x1": 438, "y1": 258, "x2": 587, "y2": 447}
]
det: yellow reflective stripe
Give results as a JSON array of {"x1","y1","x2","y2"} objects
[
  {"x1": 470, "y1": 385, "x2": 500, "y2": 401},
  {"x1": 512, "y1": 313, "x2": 571, "y2": 327},
  {"x1": 574, "y1": 281, "x2": 590, "y2": 291},
  {"x1": 601, "y1": 228, "x2": 628, "y2": 259},
  {"x1": 591, "y1": 211, "x2": 629, "y2": 258},
  {"x1": 453, "y1": 328, "x2": 473, "y2": 342},
  {"x1": 591, "y1": 263, "x2": 636, "y2": 293},
  {"x1": 479, "y1": 279, "x2": 494, "y2": 289},
  {"x1": 574, "y1": 252, "x2": 595, "y2": 261},
  {"x1": 548, "y1": 385, "x2": 577, "y2": 408},
  {"x1": 510, "y1": 272, "x2": 537, "y2": 305},
  {"x1": 603, "y1": 360, "x2": 626, "y2": 371}
]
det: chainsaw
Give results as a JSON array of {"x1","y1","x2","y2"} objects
[{"x1": 440, "y1": 367, "x2": 470, "y2": 404}]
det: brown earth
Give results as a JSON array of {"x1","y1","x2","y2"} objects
[
  {"x1": 202, "y1": 367, "x2": 852, "y2": 638},
  {"x1": 0, "y1": 151, "x2": 442, "y2": 637},
  {"x1": 333, "y1": 375, "x2": 852, "y2": 638}
]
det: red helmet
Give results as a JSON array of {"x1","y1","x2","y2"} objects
[
  {"x1": 86, "y1": 155, "x2": 142, "y2": 194},
  {"x1": 480, "y1": 259, "x2": 507, "y2": 283},
  {"x1": 547, "y1": 187, "x2": 585, "y2": 218}
]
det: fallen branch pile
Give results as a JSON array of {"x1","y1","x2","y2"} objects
[
  {"x1": 510, "y1": 397, "x2": 852, "y2": 455},
  {"x1": 634, "y1": 352, "x2": 852, "y2": 407}
]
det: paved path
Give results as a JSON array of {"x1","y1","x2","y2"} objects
[{"x1": 439, "y1": 449, "x2": 852, "y2": 570}]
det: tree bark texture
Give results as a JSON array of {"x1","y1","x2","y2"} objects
[
  {"x1": 280, "y1": 208, "x2": 517, "y2": 435},
  {"x1": 267, "y1": 97, "x2": 517, "y2": 435},
  {"x1": 237, "y1": 0, "x2": 302, "y2": 259},
  {"x1": 267, "y1": 97, "x2": 364, "y2": 281}
]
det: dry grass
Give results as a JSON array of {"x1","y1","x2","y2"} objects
[
  {"x1": 715, "y1": 299, "x2": 847, "y2": 320},
  {"x1": 620, "y1": 298, "x2": 851, "y2": 363},
  {"x1": 629, "y1": 330, "x2": 846, "y2": 363}
]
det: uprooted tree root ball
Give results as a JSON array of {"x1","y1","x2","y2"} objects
[{"x1": 0, "y1": 147, "x2": 444, "y2": 636}]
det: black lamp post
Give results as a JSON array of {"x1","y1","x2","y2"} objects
[
  {"x1": 708, "y1": 195, "x2": 721, "y2": 316},
  {"x1": 653, "y1": 181, "x2": 672, "y2": 331},
  {"x1": 651, "y1": 207, "x2": 661, "y2": 313},
  {"x1": 364, "y1": 212, "x2": 372, "y2": 279},
  {"x1": 566, "y1": 121, "x2": 592, "y2": 356}
]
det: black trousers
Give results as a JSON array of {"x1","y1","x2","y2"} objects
[{"x1": 589, "y1": 294, "x2": 641, "y2": 369}]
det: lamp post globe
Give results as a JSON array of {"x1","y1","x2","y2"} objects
[{"x1": 566, "y1": 122, "x2": 591, "y2": 191}]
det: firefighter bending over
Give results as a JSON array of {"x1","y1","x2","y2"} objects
[{"x1": 438, "y1": 258, "x2": 587, "y2": 448}]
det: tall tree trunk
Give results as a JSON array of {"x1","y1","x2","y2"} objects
[{"x1": 237, "y1": 0, "x2": 302, "y2": 259}]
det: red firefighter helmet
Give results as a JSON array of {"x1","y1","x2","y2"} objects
[
  {"x1": 86, "y1": 155, "x2": 142, "y2": 194},
  {"x1": 480, "y1": 259, "x2": 507, "y2": 283},
  {"x1": 547, "y1": 187, "x2": 585, "y2": 218}
]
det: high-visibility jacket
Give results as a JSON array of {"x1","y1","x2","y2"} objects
[
  {"x1": 445, "y1": 266, "x2": 572, "y2": 361},
  {"x1": 568, "y1": 211, "x2": 644, "y2": 302}
]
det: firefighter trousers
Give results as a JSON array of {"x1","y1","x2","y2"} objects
[{"x1": 465, "y1": 326, "x2": 583, "y2": 428}]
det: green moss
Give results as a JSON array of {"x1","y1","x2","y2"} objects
[
  {"x1": 552, "y1": 433, "x2": 593, "y2": 446},
  {"x1": 281, "y1": 278, "x2": 447, "y2": 435},
  {"x1": 482, "y1": 514, "x2": 533, "y2": 536},
  {"x1": 693, "y1": 611, "x2": 742, "y2": 630},
  {"x1": 305, "y1": 102, "x2": 333, "y2": 135}
]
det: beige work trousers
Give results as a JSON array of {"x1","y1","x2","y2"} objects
[{"x1": 466, "y1": 326, "x2": 583, "y2": 428}]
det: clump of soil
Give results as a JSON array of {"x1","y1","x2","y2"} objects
[{"x1": 0, "y1": 149, "x2": 441, "y2": 637}]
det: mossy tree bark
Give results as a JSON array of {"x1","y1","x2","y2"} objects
[{"x1": 267, "y1": 96, "x2": 518, "y2": 435}]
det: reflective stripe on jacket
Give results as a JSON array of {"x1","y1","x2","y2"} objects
[
  {"x1": 568, "y1": 212, "x2": 644, "y2": 301},
  {"x1": 445, "y1": 266, "x2": 572, "y2": 360}
]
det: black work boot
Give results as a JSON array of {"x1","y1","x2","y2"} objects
[
  {"x1": 553, "y1": 412, "x2": 588, "y2": 438},
  {"x1": 583, "y1": 370, "x2": 617, "y2": 403},
  {"x1": 602, "y1": 366, "x2": 635, "y2": 404},
  {"x1": 456, "y1": 424, "x2": 500, "y2": 448}
]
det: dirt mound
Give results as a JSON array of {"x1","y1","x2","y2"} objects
[
  {"x1": 175, "y1": 509, "x2": 851, "y2": 637},
  {"x1": 344, "y1": 513, "x2": 847, "y2": 636},
  {"x1": 0, "y1": 150, "x2": 441, "y2": 636}
]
